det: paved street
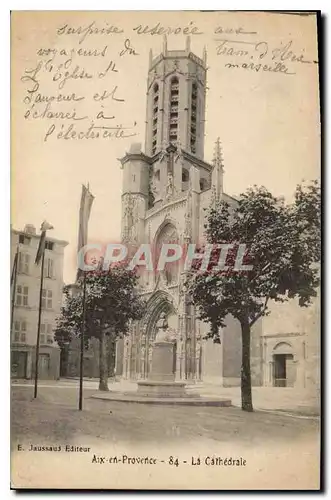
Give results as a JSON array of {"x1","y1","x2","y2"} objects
[
  {"x1": 11, "y1": 382, "x2": 320, "y2": 490},
  {"x1": 11, "y1": 382, "x2": 320, "y2": 448},
  {"x1": 12, "y1": 378, "x2": 320, "y2": 416}
]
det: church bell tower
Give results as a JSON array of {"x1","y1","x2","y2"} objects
[
  {"x1": 120, "y1": 38, "x2": 210, "y2": 216},
  {"x1": 145, "y1": 36, "x2": 207, "y2": 159},
  {"x1": 118, "y1": 39, "x2": 230, "y2": 384}
]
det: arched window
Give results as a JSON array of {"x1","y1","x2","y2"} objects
[
  {"x1": 190, "y1": 82, "x2": 198, "y2": 154},
  {"x1": 182, "y1": 168, "x2": 189, "y2": 182},
  {"x1": 155, "y1": 223, "x2": 179, "y2": 285},
  {"x1": 152, "y1": 83, "x2": 159, "y2": 155},
  {"x1": 169, "y1": 77, "x2": 179, "y2": 144},
  {"x1": 200, "y1": 178, "x2": 207, "y2": 191}
]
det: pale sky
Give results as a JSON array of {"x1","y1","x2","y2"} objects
[{"x1": 11, "y1": 11, "x2": 320, "y2": 283}]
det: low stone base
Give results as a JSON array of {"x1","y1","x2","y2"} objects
[
  {"x1": 137, "y1": 380, "x2": 187, "y2": 398},
  {"x1": 91, "y1": 391, "x2": 232, "y2": 407}
]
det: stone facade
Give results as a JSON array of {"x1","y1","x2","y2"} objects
[
  {"x1": 115, "y1": 41, "x2": 320, "y2": 392},
  {"x1": 261, "y1": 295, "x2": 320, "y2": 392},
  {"x1": 115, "y1": 41, "x2": 257, "y2": 385},
  {"x1": 11, "y1": 224, "x2": 68, "y2": 379}
]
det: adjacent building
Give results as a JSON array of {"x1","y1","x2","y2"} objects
[
  {"x1": 261, "y1": 294, "x2": 320, "y2": 392},
  {"x1": 10, "y1": 224, "x2": 68, "y2": 379}
]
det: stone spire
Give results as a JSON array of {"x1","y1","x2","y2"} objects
[
  {"x1": 211, "y1": 137, "x2": 224, "y2": 201},
  {"x1": 163, "y1": 35, "x2": 167, "y2": 54},
  {"x1": 184, "y1": 179, "x2": 192, "y2": 243}
]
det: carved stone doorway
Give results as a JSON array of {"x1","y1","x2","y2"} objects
[{"x1": 139, "y1": 291, "x2": 177, "y2": 379}]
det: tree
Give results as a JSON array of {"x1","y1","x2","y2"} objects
[
  {"x1": 186, "y1": 181, "x2": 320, "y2": 411},
  {"x1": 55, "y1": 265, "x2": 145, "y2": 391}
]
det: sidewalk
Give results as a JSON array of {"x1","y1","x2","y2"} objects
[{"x1": 189, "y1": 384, "x2": 320, "y2": 416}]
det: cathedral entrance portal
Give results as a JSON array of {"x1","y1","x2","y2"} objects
[{"x1": 138, "y1": 291, "x2": 177, "y2": 380}]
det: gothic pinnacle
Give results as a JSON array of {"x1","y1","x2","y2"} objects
[
  {"x1": 203, "y1": 45, "x2": 207, "y2": 65},
  {"x1": 212, "y1": 137, "x2": 224, "y2": 172}
]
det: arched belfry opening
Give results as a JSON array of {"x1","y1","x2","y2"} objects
[
  {"x1": 169, "y1": 76, "x2": 179, "y2": 145},
  {"x1": 152, "y1": 82, "x2": 159, "y2": 155},
  {"x1": 144, "y1": 41, "x2": 207, "y2": 157}
]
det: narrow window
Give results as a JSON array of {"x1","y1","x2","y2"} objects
[
  {"x1": 44, "y1": 258, "x2": 54, "y2": 279},
  {"x1": 191, "y1": 82, "x2": 198, "y2": 154},
  {"x1": 42, "y1": 289, "x2": 53, "y2": 309},
  {"x1": 40, "y1": 323, "x2": 46, "y2": 344},
  {"x1": 45, "y1": 241, "x2": 54, "y2": 251},
  {"x1": 13, "y1": 320, "x2": 27, "y2": 343},
  {"x1": 16, "y1": 285, "x2": 28, "y2": 307},
  {"x1": 18, "y1": 253, "x2": 30, "y2": 274},
  {"x1": 169, "y1": 77, "x2": 179, "y2": 144},
  {"x1": 151, "y1": 83, "x2": 159, "y2": 155}
]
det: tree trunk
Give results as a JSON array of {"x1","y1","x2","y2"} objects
[
  {"x1": 99, "y1": 328, "x2": 109, "y2": 391},
  {"x1": 107, "y1": 338, "x2": 116, "y2": 379},
  {"x1": 240, "y1": 317, "x2": 253, "y2": 412}
]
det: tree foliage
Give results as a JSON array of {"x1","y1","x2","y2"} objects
[
  {"x1": 55, "y1": 265, "x2": 145, "y2": 390},
  {"x1": 186, "y1": 181, "x2": 320, "y2": 410}
]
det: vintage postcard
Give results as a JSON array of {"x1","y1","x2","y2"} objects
[{"x1": 11, "y1": 10, "x2": 321, "y2": 490}]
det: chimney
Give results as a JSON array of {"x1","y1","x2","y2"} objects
[{"x1": 24, "y1": 224, "x2": 36, "y2": 235}]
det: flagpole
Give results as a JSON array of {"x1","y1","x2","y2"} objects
[
  {"x1": 79, "y1": 271, "x2": 87, "y2": 411},
  {"x1": 10, "y1": 245, "x2": 19, "y2": 335},
  {"x1": 76, "y1": 183, "x2": 94, "y2": 410},
  {"x1": 34, "y1": 248, "x2": 45, "y2": 399}
]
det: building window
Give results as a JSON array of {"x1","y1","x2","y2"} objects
[
  {"x1": 169, "y1": 77, "x2": 179, "y2": 144},
  {"x1": 19, "y1": 234, "x2": 31, "y2": 245},
  {"x1": 41, "y1": 323, "x2": 53, "y2": 344},
  {"x1": 200, "y1": 178, "x2": 207, "y2": 191},
  {"x1": 40, "y1": 324, "x2": 46, "y2": 344},
  {"x1": 45, "y1": 241, "x2": 54, "y2": 251},
  {"x1": 42, "y1": 289, "x2": 53, "y2": 309},
  {"x1": 151, "y1": 83, "x2": 159, "y2": 155},
  {"x1": 190, "y1": 82, "x2": 198, "y2": 154},
  {"x1": 44, "y1": 258, "x2": 54, "y2": 279},
  {"x1": 16, "y1": 285, "x2": 28, "y2": 307},
  {"x1": 182, "y1": 168, "x2": 189, "y2": 182},
  {"x1": 13, "y1": 319, "x2": 27, "y2": 343},
  {"x1": 18, "y1": 252, "x2": 30, "y2": 274}
]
